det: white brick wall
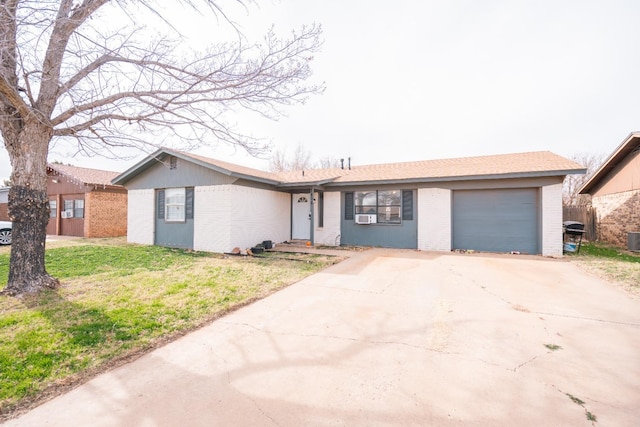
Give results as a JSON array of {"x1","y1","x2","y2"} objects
[
  {"x1": 229, "y1": 186, "x2": 290, "y2": 251},
  {"x1": 417, "y1": 188, "x2": 451, "y2": 252},
  {"x1": 127, "y1": 189, "x2": 154, "y2": 245},
  {"x1": 541, "y1": 183, "x2": 563, "y2": 257},
  {"x1": 194, "y1": 185, "x2": 290, "y2": 253},
  {"x1": 315, "y1": 191, "x2": 341, "y2": 246},
  {"x1": 193, "y1": 185, "x2": 232, "y2": 252}
]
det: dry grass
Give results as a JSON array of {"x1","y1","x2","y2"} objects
[
  {"x1": 568, "y1": 243, "x2": 640, "y2": 296},
  {"x1": 572, "y1": 258, "x2": 640, "y2": 296}
]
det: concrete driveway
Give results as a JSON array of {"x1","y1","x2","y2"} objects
[{"x1": 4, "y1": 249, "x2": 640, "y2": 426}]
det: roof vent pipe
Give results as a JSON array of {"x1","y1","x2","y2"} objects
[
  {"x1": 348, "y1": 157, "x2": 351, "y2": 170},
  {"x1": 340, "y1": 158, "x2": 344, "y2": 169}
]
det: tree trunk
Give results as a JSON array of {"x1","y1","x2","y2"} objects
[{"x1": 2, "y1": 121, "x2": 59, "y2": 296}]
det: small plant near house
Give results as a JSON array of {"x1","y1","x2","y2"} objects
[
  {"x1": 544, "y1": 343, "x2": 562, "y2": 351},
  {"x1": 0, "y1": 239, "x2": 343, "y2": 420},
  {"x1": 565, "y1": 393, "x2": 597, "y2": 423}
]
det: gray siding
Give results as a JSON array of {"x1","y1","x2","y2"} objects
[
  {"x1": 126, "y1": 157, "x2": 238, "y2": 190},
  {"x1": 155, "y1": 219, "x2": 195, "y2": 249},
  {"x1": 452, "y1": 188, "x2": 539, "y2": 254},
  {"x1": 340, "y1": 191, "x2": 417, "y2": 249},
  {"x1": 154, "y1": 188, "x2": 195, "y2": 249}
]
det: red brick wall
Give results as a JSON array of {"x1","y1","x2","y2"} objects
[
  {"x1": 84, "y1": 190, "x2": 128, "y2": 237},
  {"x1": 592, "y1": 190, "x2": 640, "y2": 247},
  {"x1": 0, "y1": 203, "x2": 8, "y2": 221}
]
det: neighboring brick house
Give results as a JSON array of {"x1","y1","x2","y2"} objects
[
  {"x1": 46, "y1": 164, "x2": 127, "y2": 237},
  {"x1": 579, "y1": 132, "x2": 640, "y2": 247},
  {"x1": 0, "y1": 187, "x2": 8, "y2": 221}
]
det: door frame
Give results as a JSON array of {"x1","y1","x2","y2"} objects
[{"x1": 291, "y1": 192, "x2": 311, "y2": 240}]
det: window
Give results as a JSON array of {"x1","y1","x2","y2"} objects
[
  {"x1": 74, "y1": 200, "x2": 84, "y2": 218},
  {"x1": 49, "y1": 200, "x2": 57, "y2": 218},
  {"x1": 354, "y1": 190, "x2": 402, "y2": 224},
  {"x1": 157, "y1": 188, "x2": 193, "y2": 221},
  {"x1": 63, "y1": 199, "x2": 73, "y2": 218},
  {"x1": 165, "y1": 188, "x2": 185, "y2": 222}
]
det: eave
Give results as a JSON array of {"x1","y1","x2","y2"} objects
[{"x1": 578, "y1": 132, "x2": 640, "y2": 194}]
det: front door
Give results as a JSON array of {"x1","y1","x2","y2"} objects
[{"x1": 292, "y1": 193, "x2": 311, "y2": 240}]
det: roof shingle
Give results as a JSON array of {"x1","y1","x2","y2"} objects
[
  {"x1": 186, "y1": 150, "x2": 584, "y2": 185},
  {"x1": 48, "y1": 164, "x2": 122, "y2": 187},
  {"x1": 115, "y1": 149, "x2": 585, "y2": 187}
]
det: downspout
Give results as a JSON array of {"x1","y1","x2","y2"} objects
[{"x1": 309, "y1": 188, "x2": 315, "y2": 246}]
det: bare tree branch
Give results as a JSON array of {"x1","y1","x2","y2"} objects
[
  {"x1": 563, "y1": 152, "x2": 605, "y2": 206},
  {"x1": 269, "y1": 143, "x2": 340, "y2": 172},
  {"x1": 36, "y1": 0, "x2": 109, "y2": 115},
  {"x1": 0, "y1": 0, "x2": 324, "y2": 295}
]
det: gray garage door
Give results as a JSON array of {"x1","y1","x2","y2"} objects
[{"x1": 452, "y1": 188, "x2": 539, "y2": 254}]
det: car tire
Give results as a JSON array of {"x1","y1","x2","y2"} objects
[{"x1": 0, "y1": 228, "x2": 12, "y2": 245}]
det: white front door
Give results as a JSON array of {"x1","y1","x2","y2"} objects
[{"x1": 292, "y1": 193, "x2": 311, "y2": 240}]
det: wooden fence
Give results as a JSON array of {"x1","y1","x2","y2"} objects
[{"x1": 563, "y1": 206, "x2": 597, "y2": 241}]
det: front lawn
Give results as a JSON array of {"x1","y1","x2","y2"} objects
[
  {"x1": 567, "y1": 242, "x2": 640, "y2": 295},
  {"x1": 0, "y1": 239, "x2": 342, "y2": 420}
]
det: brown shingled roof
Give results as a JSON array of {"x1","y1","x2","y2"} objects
[
  {"x1": 113, "y1": 149, "x2": 585, "y2": 187},
  {"x1": 274, "y1": 151, "x2": 585, "y2": 185},
  {"x1": 48, "y1": 164, "x2": 122, "y2": 187}
]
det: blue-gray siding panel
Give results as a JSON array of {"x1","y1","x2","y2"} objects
[
  {"x1": 340, "y1": 191, "x2": 417, "y2": 249},
  {"x1": 452, "y1": 188, "x2": 539, "y2": 254},
  {"x1": 127, "y1": 157, "x2": 238, "y2": 190},
  {"x1": 155, "y1": 219, "x2": 195, "y2": 249},
  {"x1": 155, "y1": 188, "x2": 195, "y2": 249}
]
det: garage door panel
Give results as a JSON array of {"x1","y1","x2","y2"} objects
[{"x1": 453, "y1": 189, "x2": 539, "y2": 254}]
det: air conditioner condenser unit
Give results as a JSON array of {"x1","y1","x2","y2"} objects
[{"x1": 629, "y1": 232, "x2": 640, "y2": 252}]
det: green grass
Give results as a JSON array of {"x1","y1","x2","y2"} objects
[
  {"x1": 0, "y1": 240, "x2": 342, "y2": 418},
  {"x1": 573, "y1": 242, "x2": 640, "y2": 263}
]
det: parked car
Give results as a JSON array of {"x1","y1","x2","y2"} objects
[{"x1": 0, "y1": 221, "x2": 12, "y2": 245}]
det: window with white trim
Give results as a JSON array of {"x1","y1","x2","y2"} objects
[
  {"x1": 49, "y1": 200, "x2": 57, "y2": 218},
  {"x1": 165, "y1": 188, "x2": 186, "y2": 222},
  {"x1": 74, "y1": 199, "x2": 84, "y2": 218}
]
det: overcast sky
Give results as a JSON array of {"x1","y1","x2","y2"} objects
[{"x1": 2, "y1": 0, "x2": 640, "y2": 181}]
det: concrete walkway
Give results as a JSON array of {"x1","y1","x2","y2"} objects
[{"x1": 4, "y1": 249, "x2": 640, "y2": 426}]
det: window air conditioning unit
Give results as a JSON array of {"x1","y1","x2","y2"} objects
[
  {"x1": 355, "y1": 214, "x2": 377, "y2": 224},
  {"x1": 61, "y1": 210, "x2": 73, "y2": 218}
]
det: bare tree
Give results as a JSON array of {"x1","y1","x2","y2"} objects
[
  {"x1": 316, "y1": 155, "x2": 341, "y2": 169},
  {"x1": 269, "y1": 143, "x2": 340, "y2": 172},
  {"x1": 563, "y1": 152, "x2": 605, "y2": 206},
  {"x1": 0, "y1": 0, "x2": 323, "y2": 296}
]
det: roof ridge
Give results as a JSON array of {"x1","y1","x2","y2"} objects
[{"x1": 48, "y1": 163, "x2": 121, "y2": 174}]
